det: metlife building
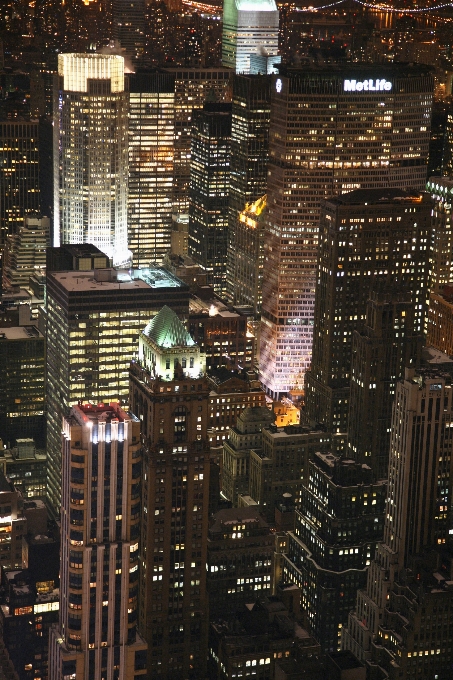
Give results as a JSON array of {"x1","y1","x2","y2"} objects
[{"x1": 260, "y1": 64, "x2": 433, "y2": 398}]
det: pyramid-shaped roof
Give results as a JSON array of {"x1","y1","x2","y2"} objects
[{"x1": 142, "y1": 306, "x2": 196, "y2": 349}]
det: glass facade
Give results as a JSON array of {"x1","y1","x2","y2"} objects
[
  {"x1": 128, "y1": 73, "x2": 175, "y2": 267},
  {"x1": 260, "y1": 65, "x2": 434, "y2": 398},
  {"x1": 189, "y1": 104, "x2": 232, "y2": 295},
  {"x1": 54, "y1": 54, "x2": 130, "y2": 266},
  {"x1": 222, "y1": 0, "x2": 279, "y2": 74}
]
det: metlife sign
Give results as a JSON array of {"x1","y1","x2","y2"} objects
[{"x1": 344, "y1": 78, "x2": 392, "y2": 92}]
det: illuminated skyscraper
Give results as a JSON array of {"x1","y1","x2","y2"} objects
[
  {"x1": 0, "y1": 119, "x2": 41, "y2": 248},
  {"x1": 189, "y1": 103, "x2": 232, "y2": 295},
  {"x1": 222, "y1": 0, "x2": 279, "y2": 74},
  {"x1": 304, "y1": 189, "x2": 432, "y2": 436},
  {"x1": 226, "y1": 74, "x2": 271, "y2": 312},
  {"x1": 344, "y1": 367, "x2": 453, "y2": 678},
  {"x1": 128, "y1": 72, "x2": 175, "y2": 266},
  {"x1": 54, "y1": 54, "x2": 130, "y2": 266},
  {"x1": 46, "y1": 263, "x2": 189, "y2": 512},
  {"x1": 129, "y1": 306, "x2": 210, "y2": 679},
  {"x1": 260, "y1": 64, "x2": 433, "y2": 398},
  {"x1": 160, "y1": 67, "x2": 233, "y2": 218},
  {"x1": 426, "y1": 176, "x2": 453, "y2": 294},
  {"x1": 48, "y1": 403, "x2": 147, "y2": 680}
]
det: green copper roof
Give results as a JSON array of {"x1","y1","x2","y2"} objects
[{"x1": 142, "y1": 306, "x2": 196, "y2": 349}]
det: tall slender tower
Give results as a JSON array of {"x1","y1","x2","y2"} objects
[
  {"x1": 226, "y1": 74, "x2": 271, "y2": 312},
  {"x1": 48, "y1": 403, "x2": 147, "y2": 679},
  {"x1": 188, "y1": 103, "x2": 232, "y2": 295},
  {"x1": 54, "y1": 54, "x2": 130, "y2": 266},
  {"x1": 129, "y1": 306, "x2": 210, "y2": 680},
  {"x1": 128, "y1": 72, "x2": 175, "y2": 266},
  {"x1": 260, "y1": 64, "x2": 433, "y2": 399},
  {"x1": 222, "y1": 0, "x2": 279, "y2": 74}
]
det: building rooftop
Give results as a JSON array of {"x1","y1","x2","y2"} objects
[
  {"x1": 326, "y1": 188, "x2": 428, "y2": 206},
  {"x1": 209, "y1": 507, "x2": 268, "y2": 533},
  {"x1": 239, "y1": 406, "x2": 273, "y2": 423},
  {"x1": 142, "y1": 305, "x2": 196, "y2": 349},
  {"x1": 189, "y1": 295, "x2": 242, "y2": 318},
  {"x1": 71, "y1": 402, "x2": 132, "y2": 426},
  {"x1": 0, "y1": 325, "x2": 42, "y2": 340},
  {"x1": 49, "y1": 266, "x2": 185, "y2": 293}
]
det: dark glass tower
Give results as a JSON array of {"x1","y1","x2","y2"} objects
[
  {"x1": 226, "y1": 74, "x2": 271, "y2": 314},
  {"x1": 188, "y1": 103, "x2": 232, "y2": 295}
]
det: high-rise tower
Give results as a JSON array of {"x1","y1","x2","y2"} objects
[
  {"x1": 222, "y1": 0, "x2": 279, "y2": 74},
  {"x1": 344, "y1": 366, "x2": 453, "y2": 679},
  {"x1": 54, "y1": 54, "x2": 130, "y2": 266},
  {"x1": 260, "y1": 65, "x2": 433, "y2": 398},
  {"x1": 112, "y1": 0, "x2": 146, "y2": 65},
  {"x1": 226, "y1": 74, "x2": 271, "y2": 312},
  {"x1": 48, "y1": 403, "x2": 147, "y2": 680},
  {"x1": 188, "y1": 103, "x2": 232, "y2": 295},
  {"x1": 128, "y1": 72, "x2": 175, "y2": 266},
  {"x1": 129, "y1": 306, "x2": 210, "y2": 679},
  {"x1": 304, "y1": 189, "x2": 432, "y2": 436}
]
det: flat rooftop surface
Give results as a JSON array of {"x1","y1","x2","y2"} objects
[{"x1": 50, "y1": 267, "x2": 184, "y2": 292}]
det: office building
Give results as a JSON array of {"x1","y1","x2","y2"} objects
[
  {"x1": 207, "y1": 507, "x2": 273, "y2": 618},
  {"x1": 112, "y1": 0, "x2": 146, "y2": 64},
  {"x1": 228, "y1": 195, "x2": 267, "y2": 317},
  {"x1": 304, "y1": 189, "x2": 432, "y2": 435},
  {"x1": 222, "y1": 0, "x2": 279, "y2": 74},
  {"x1": 260, "y1": 64, "x2": 433, "y2": 399},
  {"x1": 0, "y1": 324, "x2": 45, "y2": 448},
  {"x1": 283, "y1": 453, "x2": 386, "y2": 652},
  {"x1": 189, "y1": 103, "x2": 232, "y2": 295},
  {"x1": 426, "y1": 176, "x2": 453, "y2": 294},
  {"x1": 2, "y1": 215, "x2": 49, "y2": 290},
  {"x1": 188, "y1": 293, "x2": 255, "y2": 371},
  {"x1": 48, "y1": 403, "x2": 147, "y2": 679},
  {"x1": 46, "y1": 265, "x2": 189, "y2": 512},
  {"x1": 0, "y1": 471, "x2": 27, "y2": 570},
  {"x1": 128, "y1": 72, "x2": 175, "y2": 267},
  {"x1": 0, "y1": 440, "x2": 46, "y2": 499},
  {"x1": 348, "y1": 286, "x2": 422, "y2": 480},
  {"x1": 207, "y1": 369, "x2": 266, "y2": 448},
  {"x1": 344, "y1": 367, "x2": 453, "y2": 679},
  {"x1": 226, "y1": 75, "x2": 271, "y2": 311},
  {"x1": 249, "y1": 425, "x2": 329, "y2": 522},
  {"x1": 208, "y1": 598, "x2": 304, "y2": 680},
  {"x1": 222, "y1": 406, "x2": 273, "y2": 505},
  {"x1": 46, "y1": 243, "x2": 110, "y2": 273},
  {"x1": 0, "y1": 569, "x2": 59, "y2": 680},
  {"x1": 54, "y1": 54, "x2": 130, "y2": 266},
  {"x1": 0, "y1": 119, "x2": 41, "y2": 249},
  {"x1": 160, "y1": 67, "x2": 233, "y2": 218},
  {"x1": 129, "y1": 306, "x2": 210, "y2": 679}
]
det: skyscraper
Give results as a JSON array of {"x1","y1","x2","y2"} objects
[
  {"x1": 48, "y1": 403, "x2": 147, "y2": 680},
  {"x1": 2, "y1": 214, "x2": 49, "y2": 290},
  {"x1": 128, "y1": 72, "x2": 175, "y2": 266},
  {"x1": 260, "y1": 64, "x2": 433, "y2": 399},
  {"x1": 344, "y1": 366, "x2": 453, "y2": 679},
  {"x1": 222, "y1": 0, "x2": 279, "y2": 74},
  {"x1": 347, "y1": 286, "x2": 422, "y2": 480},
  {"x1": 112, "y1": 0, "x2": 146, "y2": 64},
  {"x1": 188, "y1": 103, "x2": 232, "y2": 295},
  {"x1": 283, "y1": 453, "x2": 386, "y2": 652},
  {"x1": 304, "y1": 189, "x2": 432, "y2": 436},
  {"x1": 226, "y1": 74, "x2": 271, "y2": 311},
  {"x1": 46, "y1": 264, "x2": 189, "y2": 512},
  {"x1": 54, "y1": 54, "x2": 130, "y2": 266},
  {"x1": 426, "y1": 176, "x2": 453, "y2": 293},
  {"x1": 0, "y1": 119, "x2": 41, "y2": 248},
  {"x1": 129, "y1": 306, "x2": 210, "y2": 679},
  {"x1": 160, "y1": 67, "x2": 233, "y2": 219}
]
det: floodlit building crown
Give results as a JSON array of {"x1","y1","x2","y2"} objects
[{"x1": 58, "y1": 53, "x2": 125, "y2": 92}]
